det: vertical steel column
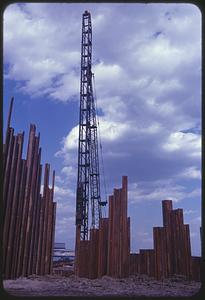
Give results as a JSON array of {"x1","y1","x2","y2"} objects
[
  {"x1": 40, "y1": 163, "x2": 50, "y2": 275},
  {"x1": 22, "y1": 127, "x2": 39, "y2": 276},
  {"x1": 27, "y1": 141, "x2": 42, "y2": 275},
  {"x1": 12, "y1": 159, "x2": 27, "y2": 278},
  {"x1": 98, "y1": 218, "x2": 108, "y2": 277},
  {"x1": 3, "y1": 135, "x2": 18, "y2": 278},
  {"x1": 5, "y1": 133, "x2": 24, "y2": 279}
]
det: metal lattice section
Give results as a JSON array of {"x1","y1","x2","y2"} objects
[{"x1": 76, "y1": 11, "x2": 105, "y2": 240}]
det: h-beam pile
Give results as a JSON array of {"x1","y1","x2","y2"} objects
[
  {"x1": 3, "y1": 98, "x2": 56, "y2": 279},
  {"x1": 75, "y1": 176, "x2": 130, "y2": 278}
]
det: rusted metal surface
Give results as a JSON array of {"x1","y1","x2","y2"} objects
[
  {"x1": 3, "y1": 98, "x2": 56, "y2": 279},
  {"x1": 77, "y1": 240, "x2": 90, "y2": 277},
  {"x1": 191, "y1": 256, "x2": 201, "y2": 281},
  {"x1": 76, "y1": 176, "x2": 130, "y2": 279},
  {"x1": 5, "y1": 133, "x2": 24, "y2": 279},
  {"x1": 153, "y1": 227, "x2": 168, "y2": 279},
  {"x1": 89, "y1": 229, "x2": 99, "y2": 279},
  {"x1": 129, "y1": 254, "x2": 140, "y2": 275},
  {"x1": 139, "y1": 249, "x2": 155, "y2": 277},
  {"x1": 98, "y1": 218, "x2": 108, "y2": 277},
  {"x1": 75, "y1": 180, "x2": 200, "y2": 281}
]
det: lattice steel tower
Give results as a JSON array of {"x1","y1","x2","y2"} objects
[{"x1": 76, "y1": 11, "x2": 106, "y2": 241}]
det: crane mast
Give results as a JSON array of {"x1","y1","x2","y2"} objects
[{"x1": 76, "y1": 10, "x2": 104, "y2": 241}]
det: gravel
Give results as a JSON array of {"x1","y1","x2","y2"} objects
[{"x1": 3, "y1": 273, "x2": 201, "y2": 297}]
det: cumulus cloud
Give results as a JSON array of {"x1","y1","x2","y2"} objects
[
  {"x1": 163, "y1": 131, "x2": 201, "y2": 157},
  {"x1": 128, "y1": 180, "x2": 201, "y2": 204},
  {"x1": 178, "y1": 166, "x2": 201, "y2": 179},
  {"x1": 4, "y1": 3, "x2": 201, "y2": 253}
]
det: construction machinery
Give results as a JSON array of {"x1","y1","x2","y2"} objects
[{"x1": 76, "y1": 10, "x2": 107, "y2": 241}]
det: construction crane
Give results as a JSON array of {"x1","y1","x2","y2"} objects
[{"x1": 76, "y1": 10, "x2": 107, "y2": 241}]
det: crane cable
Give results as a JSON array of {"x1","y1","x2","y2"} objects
[{"x1": 92, "y1": 73, "x2": 108, "y2": 217}]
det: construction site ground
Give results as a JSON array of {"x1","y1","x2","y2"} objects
[{"x1": 3, "y1": 273, "x2": 200, "y2": 297}]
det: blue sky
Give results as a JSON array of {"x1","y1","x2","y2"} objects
[{"x1": 3, "y1": 3, "x2": 201, "y2": 256}]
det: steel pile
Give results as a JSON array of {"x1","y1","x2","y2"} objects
[
  {"x1": 3, "y1": 98, "x2": 56, "y2": 279},
  {"x1": 75, "y1": 177, "x2": 200, "y2": 281}
]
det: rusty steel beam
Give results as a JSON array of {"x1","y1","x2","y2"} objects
[
  {"x1": 40, "y1": 163, "x2": 50, "y2": 275},
  {"x1": 3, "y1": 97, "x2": 14, "y2": 174},
  {"x1": 107, "y1": 195, "x2": 114, "y2": 276},
  {"x1": 36, "y1": 194, "x2": 44, "y2": 275},
  {"x1": 3, "y1": 100, "x2": 56, "y2": 279},
  {"x1": 183, "y1": 224, "x2": 192, "y2": 278},
  {"x1": 49, "y1": 170, "x2": 56, "y2": 274},
  {"x1": 89, "y1": 229, "x2": 99, "y2": 279},
  {"x1": 46, "y1": 170, "x2": 56, "y2": 274},
  {"x1": 22, "y1": 125, "x2": 38, "y2": 276},
  {"x1": 191, "y1": 256, "x2": 201, "y2": 281},
  {"x1": 31, "y1": 164, "x2": 42, "y2": 275},
  {"x1": 3, "y1": 128, "x2": 14, "y2": 218},
  {"x1": 153, "y1": 227, "x2": 168, "y2": 279},
  {"x1": 50, "y1": 199, "x2": 56, "y2": 274},
  {"x1": 27, "y1": 141, "x2": 42, "y2": 275},
  {"x1": 11, "y1": 159, "x2": 27, "y2": 278},
  {"x1": 98, "y1": 218, "x2": 108, "y2": 277},
  {"x1": 3, "y1": 135, "x2": 18, "y2": 278},
  {"x1": 106, "y1": 177, "x2": 130, "y2": 278},
  {"x1": 77, "y1": 240, "x2": 90, "y2": 277},
  {"x1": 5, "y1": 133, "x2": 24, "y2": 279},
  {"x1": 45, "y1": 188, "x2": 53, "y2": 274}
]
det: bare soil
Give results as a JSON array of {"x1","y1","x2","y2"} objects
[{"x1": 3, "y1": 273, "x2": 201, "y2": 297}]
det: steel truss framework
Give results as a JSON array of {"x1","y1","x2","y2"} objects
[{"x1": 76, "y1": 11, "x2": 105, "y2": 240}]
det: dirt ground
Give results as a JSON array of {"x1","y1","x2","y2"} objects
[{"x1": 3, "y1": 273, "x2": 201, "y2": 297}]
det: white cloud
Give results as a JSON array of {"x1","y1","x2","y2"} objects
[
  {"x1": 4, "y1": 3, "x2": 201, "y2": 254},
  {"x1": 178, "y1": 166, "x2": 201, "y2": 179},
  {"x1": 190, "y1": 216, "x2": 201, "y2": 225},
  {"x1": 4, "y1": 3, "x2": 81, "y2": 101},
  {"x1": 129, "y1": 180, "x2": 201, "y2": 204},
  {"x1": 184, "y1": 209, "x2": 197, "y2": 215},
  {"x1": 54, "y1": 185, "x2": 75, "y2": 199},
  {"x1": 62, "y1": 125, "x2": 79, "y2": 151},
  {"x1": 162, "y1": 131, "x2": 201, "y2": 157}
]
